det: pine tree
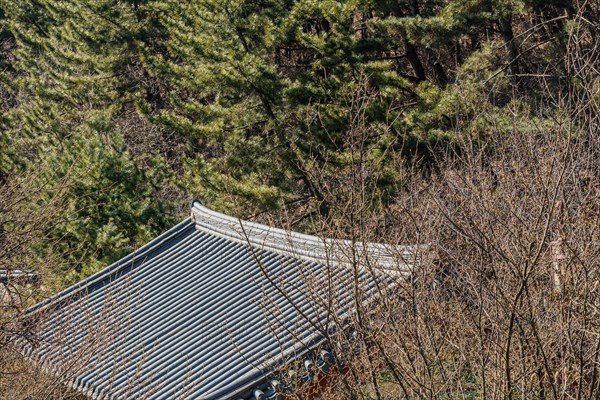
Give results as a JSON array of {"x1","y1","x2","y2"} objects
[
  {"x1": 1, "y1": 0, "x2": 177, "y2": 284},
  {"x1": 0, "y1": 0, "x2": 580, "y2": 275}
]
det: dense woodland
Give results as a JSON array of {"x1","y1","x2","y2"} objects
[{"x1": 0, "y1": 0, "x2": 598, "y2": 398}]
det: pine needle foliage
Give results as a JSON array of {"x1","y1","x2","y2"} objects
[{"x1": 0, "y1": 0, "x2": 591, "y2": 280}]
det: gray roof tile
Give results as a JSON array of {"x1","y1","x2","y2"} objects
[{"x1": 27, "y1": 201, "x2": 414, "y2": 399}]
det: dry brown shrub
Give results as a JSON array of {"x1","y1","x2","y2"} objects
[{"x1": 273, "y1": 3, "x2": 599, "y2": 398}]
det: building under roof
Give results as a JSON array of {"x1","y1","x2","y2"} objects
[{"x1": 25, "y1": 200, "x2": 418, "y2": 400}]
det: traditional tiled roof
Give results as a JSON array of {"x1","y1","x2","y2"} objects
[{"x1": 26, "y1": 200, "x2": 416, "y2": 400}]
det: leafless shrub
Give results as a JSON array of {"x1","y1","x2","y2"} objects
[
  {"x1": 0, "y1": 168, "x2": 79, "y2": 399},
  {"x1": 273, "y1": 124, "x2": 599, "y2": 400},
  {"x1": 268, "y1": 6, "x2": 599, "y2": 397}
]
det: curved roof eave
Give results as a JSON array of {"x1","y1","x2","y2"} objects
[{"x1": 191, "y1": 200, "x2": 421, "y2": 271}]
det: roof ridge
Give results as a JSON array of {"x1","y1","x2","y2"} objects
[{"x1": 191, "y1": 201, "x2": 416, "y2": 269}]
